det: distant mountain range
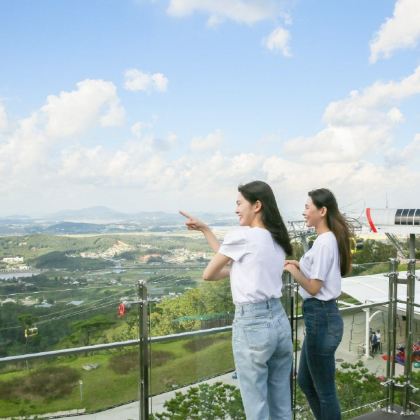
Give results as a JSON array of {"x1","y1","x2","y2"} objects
[
  {"x1": 47, "y1": 206, "x2": 128, "y2": 221},
  {"x1": 0, "y1": 206, "x2": 237, "y2": 235}
]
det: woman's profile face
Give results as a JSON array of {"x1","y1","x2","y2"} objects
[
  {"x1": 303, "y1": 197, "x2": 324, "y2": 228},
  {"x1": 235, "y1": 192, "x2": 255, "y2": 226}
]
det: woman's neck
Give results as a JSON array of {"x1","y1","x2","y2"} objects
[
  {"x1": 250, "y1": 217, "x2": 265, "y2": 229},
  {"x1": 315, "y1": 221, "x2": 330, "y2": 235}
]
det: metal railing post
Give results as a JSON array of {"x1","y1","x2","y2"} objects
[
  {"x1": 402, "y1": 234, "x2": 417, "y2": 415},
  {"x1": 402, "y1": 258, "x2": 416, "y2": 414},
  {"x1": 281, "y1": 272, "x2": 294, "y2": 414},
  {"x1": 384, "y1": 258, "x2": 399, "y2": 413},
  {"x1": 138, "y1": 280, "x2": 149, "y2": 420},
  {"x1": 282, "y1": 271, "x2": 299, "y2": 420}
]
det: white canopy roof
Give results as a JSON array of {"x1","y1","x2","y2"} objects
[{"x1": 341, "y1": 270, "x2": 420, "y2": 315}]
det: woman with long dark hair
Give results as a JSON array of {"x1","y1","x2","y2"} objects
[
  {"x1": 284, "y1": 188, "x2": 352, "y2": 420},
  {"x1": 181, "y1": 180, "x2": 293, "y2": 419}
]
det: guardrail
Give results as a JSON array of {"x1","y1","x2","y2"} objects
[{"x1": 0, "y1": 254, "x2": 418, "y2": 419}]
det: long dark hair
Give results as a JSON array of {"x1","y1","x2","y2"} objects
[
  {"x1": 308, "y1": 188, "x2": 352, "y2": 276},
  {"x1": 238, "y1": 181, "x2": 292, "y2": 256}
]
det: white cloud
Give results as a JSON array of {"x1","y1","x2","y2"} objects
[
  {"x1": 2, "y1": 68, "x2": 420, "y2": 216},
  {"x1": 41, "y1": 79, "x2": 125, "y2": 138},
  {"x1": 167, "y1": 0, "x2": 282, "y2": 26},
  {"x1": 263, "y1": 26, "x2": 291, "y2": 57},
  {"x1": 190, "y1": 129, "x2": 223, "y2": 151},
  {"x1": 124, "y1": 69, "x2": 168, "y2": 92},
  {"x1": 0, "y1": 102, "x2": 7, "y2": 130},
  {"x1": 370, "y1": 0, "x2": 420, "y2": 63},
  {"x1": 281, "y1": 67, "x2": 420, "y2": 164},
  {"x1": 388, "y1": 133, "x2": 420, "y2": 164},
  {"x1": 323, "y1": 66, "x2": 420, "y2": 125},
  {"x1": 131, "y1": 121, "x2": 148, "y2": 138},
  {"x1": 0, "y1": 79, "x2": 125, "y2": 190}
]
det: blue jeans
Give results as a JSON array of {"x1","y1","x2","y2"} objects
[
  {"x1": 232, "y1": 298, "x2": 293, "y2": 420},
  {"x1": 298, "y1": 298, "x2": 343, "y2": 420}
]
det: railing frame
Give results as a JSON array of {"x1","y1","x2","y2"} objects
[
  {"x1": 0, "y1": 295, "x2": 393, "y2": 419},
  {"x1": 1, "y1": 252, "x2": 419, "y2": 419}
]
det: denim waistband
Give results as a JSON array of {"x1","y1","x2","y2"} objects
[
  {"x1": 234, "y1": 297, "x2": 282, "y2": 316},
  {"x1": 303, "y1": 298, "x2": 338, "y2": 307}
]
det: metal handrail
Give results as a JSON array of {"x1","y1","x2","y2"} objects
[
  {"x1": 0, "y1": 300, "x2": 390, "y2": 365},
  {"x1": 341, "y1": 398, "x2": 388, "y2": 415}
]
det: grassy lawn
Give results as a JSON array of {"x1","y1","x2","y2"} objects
[{"x1": 0, "y1": 333, "x2": 233, "y2": 418}]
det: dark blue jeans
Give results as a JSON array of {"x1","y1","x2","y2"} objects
[{"x1": 298, "y1": 298, "x2": 343, "y2": 420}]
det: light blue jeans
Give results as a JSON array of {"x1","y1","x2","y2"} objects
[{"x1": 232, "y1": 298, "x2": 293, "y2": 420}]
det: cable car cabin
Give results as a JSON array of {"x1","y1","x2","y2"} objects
[{"x1": 366, "y1": 208, "x2": 420, "y2": 234}]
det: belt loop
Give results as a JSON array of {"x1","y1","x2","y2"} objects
[
  {"x1": 241, "y1": 306, "x2": 244, "y2": 316},
  {"x1": 266, "y1": 301, "x2": 269, "y2": 309}
]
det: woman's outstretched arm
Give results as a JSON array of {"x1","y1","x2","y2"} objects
[
  {"x1": 179, "y1": 210, "x2": 221, "y2": 252},
  {"x1": 180, "y1": 210, "x2": 231, "y2": 281}
]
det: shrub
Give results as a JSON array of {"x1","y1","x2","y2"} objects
[
  {"x1": 109, "y1": 350, "x2": 172, "y2": 374},
  {"x1": 183, "y1": 336, "x2": 226, "y2": 353},
  {"x1": 23, "y1": 366, "x2": 81, "y2": 399},
  {"x1": 0, "y1": 366, "x2": 80, "y2": 401},
  {"x1": 295, "y1": 361, "x2": 385, "y2": 419},
  {"x1": 150, "y1": 382, "x2": 245, "y2": 420}
]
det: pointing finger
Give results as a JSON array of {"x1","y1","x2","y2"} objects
[{"x1": 179, "y1": 210, "x2": 193, "y2": 219}]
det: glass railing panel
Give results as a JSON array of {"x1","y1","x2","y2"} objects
[
  {"x1": 0, "y1": 347, "x2": 140, "y2": 418},
  {"x1": 0, "y1": 265, "x2": 205, "y2": 357},
  {"x1": 150, "y1": 332, "x2": 235, "y2": 394},
  {"x1": 148, "y1": 277, "x2": 235, "y2": 418},
  {"x1": 148, "y1": 277, "x2": 397, "y2": 418},
  {"x1": 289, "y1": 302, "x2": 392, "y2": 419}
]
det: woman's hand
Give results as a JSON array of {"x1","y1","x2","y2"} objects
[
  {"x1": 179, "y1": 210, "x2": 220, "y2": 252},
  {"x1": 179, "y1": 210, "x2": 208, "y2": 232},
  {"x1": 284, "y1": 260, "x2": 323, "y2": 296},
  {"x1": 284, "y1": 260, "x2": 300, "y2": 269},
  {"x1": 284, "y1": 262, "x2": 299, "y2": 275}
]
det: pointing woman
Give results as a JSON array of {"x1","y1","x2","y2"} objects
[
  {"x1": 284, "y1": 188, "x2": 352, "y2": 420},
  {"x1": 181, "y1": 180, "x2": 293, "y2": 420}
]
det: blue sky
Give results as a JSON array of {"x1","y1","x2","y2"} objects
[{"x1": 0, "y1": 0, "x2": 419, "y2": 219}]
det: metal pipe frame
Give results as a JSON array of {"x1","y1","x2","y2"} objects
[
  {"x1": 281, "y1": 272, "x2": 294, "y2": 414},
  {"x1": 402, "y1": 234, "x2": 417, "y2": 415},
  {"x1": 384, "y1": 258, "x2": 399, "y2": 413},
  {"x1": 402, "y1": 257, "x2": 416, "y2": 415},
  {"x1": 138, "y1": 280, "x2": 149, "y2": 420},
  {"x1": 0, "y1": 301, "x2": 390, "y2": 365},
  {"x1": 0, "y1": 275, "x2": 407, "y2": 420}
]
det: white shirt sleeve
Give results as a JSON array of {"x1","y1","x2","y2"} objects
[
  {"x1": 219, "y1": 229, "x2": 249, "y2": 261},
  {"x1": 310, "y1": 242, "x2": 333, "y2": 282}
]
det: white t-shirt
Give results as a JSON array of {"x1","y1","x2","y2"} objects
[
  {"x1": 219, "y1": 226, "x2": 286, "y2": 304},
  {"x1": 299, "y1": 231, "x2": 341, "y2": 301}
]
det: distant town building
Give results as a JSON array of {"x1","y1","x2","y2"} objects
[
  {"x1": 2, "y1": 256, "x2": 24, "y2": 264},
  {"x1": 21, "y1": 296, "x2": 37, "y2": 306},
  {"x1": 68, "y1": 300, "x2": 84, "y2": 306},
  {"x1": 1, "y1": 298, "x2": 17, "y2": 305},
  {"x1": 36, "y1": 301, "x2": 53, "y2": 308}
]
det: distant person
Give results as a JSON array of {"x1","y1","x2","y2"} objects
[
  {"x1": 376, "y1": 330, "x2": 382, "y2": 353},
  {"x1": 284, "y1": 188, "x2": 352, "y2": 420},
  {"x1": 371, "y1": 332, "x2": 378, "y2": 356},
  {"x1": 181, "y1": 180, "x2": 293, "y2": 420}
]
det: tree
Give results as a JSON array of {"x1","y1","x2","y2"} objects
[
  {"x1": 150, "y1": 280, "x2": 234, "y2": 335},
  {"x1": 70, "y1": 315, "x2": 116, "y2": 346}
]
